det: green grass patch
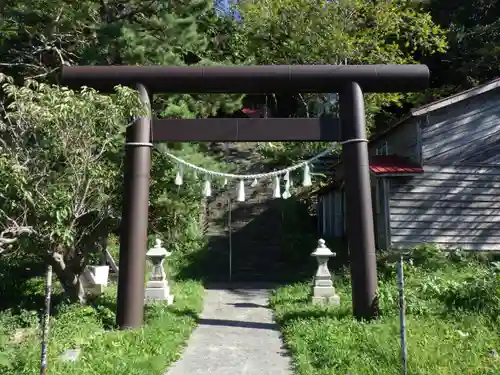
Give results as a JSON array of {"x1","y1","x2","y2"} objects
[
  {"x1": 270, "y1": 249, "x2": 500, "y2": 375},
  {"x1": 0, "y1": 279, "x2": 203, "y2": 375}
]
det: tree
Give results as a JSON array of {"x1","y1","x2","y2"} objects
[
  {"x1": 0, "y1": 75, "x2": 144, "y2": 301},
  {"x1": 228, "y1": 0, "x2": 448, "y2": 162},
  {"x1": 423, "y1": 0, "x2": 500, "y2": 88},
  {"x1": 0, "y1": 0, "x2": 243, "y2": 117},
  {"x1": 0, "y1": 1, "x2": 247, "y2": 302},
  {"x1": 0, "y1": 75, "x2": 233, "y2": 302}
]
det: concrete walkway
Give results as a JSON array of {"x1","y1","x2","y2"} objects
[{"x1": 165, "y1": 283, "x2": 293, "y2": 375}]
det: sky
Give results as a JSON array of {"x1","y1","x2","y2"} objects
[
  {"x1": 214, "y1": 0, "x2": 231, "y2": 14},
  {"x1": 214, "y1": 0, "x2": 241, "y2": 20}
]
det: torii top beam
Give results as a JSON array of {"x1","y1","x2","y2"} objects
[{"x1": 60, "y1": 65, "x2": 429, "y2": 94}]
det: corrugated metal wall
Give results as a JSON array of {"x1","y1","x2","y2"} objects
[{"x1": 389, "y1": 165, "x2": 500, "y2": 251}]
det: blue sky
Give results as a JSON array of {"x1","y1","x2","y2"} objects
[
  {"x1": 214, "y1": 0, "x2": 231, "y2": 14},
  {"x1": 214, "y1": 0, "x2": 241, "y2": 21}
]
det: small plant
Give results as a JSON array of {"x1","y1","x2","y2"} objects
[
  {"x1": 491, "y1": 261, "x2": 500, "y2": 273},
  {"x1": 376, "y1": 279, "x2": 398, "y2": 313},
  {"x1": 417, "y1": 275, "x2": 462, "y2": 298},
  {"x1": 439, "y1": 265, "x2": 500, "y2": 317},
  {"x1": 376, "y1": 251, "x2": 398, "y2": 281},
  {"x1": 1, "y1": 281, "x2": 204, "y2": 375},
  {"x1": 408, "y1": 244, "x2": 448, "y2": 270},
  {"x1": 269, "y1": 243, "x2": 500, "y2": 375},
  {"x1": 448, "y1": 248, "x2": 467, "y2": 263}
]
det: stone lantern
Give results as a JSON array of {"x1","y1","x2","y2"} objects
[
  {"x1": 145, "y1": 238, "x2": 174, "y2": 304},
  {"x1": 311, "y1": 239, "x2": 340, "y2": 305}
]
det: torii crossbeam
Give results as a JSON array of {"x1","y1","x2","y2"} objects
[{"x1": 61, "y1": 64, "x2": 429, "y2": 329}]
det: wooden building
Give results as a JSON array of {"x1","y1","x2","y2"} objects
[{"x1": 317, "y1": 78, "x2": 500, "y2": 251}]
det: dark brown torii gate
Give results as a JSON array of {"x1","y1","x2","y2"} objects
[{"x1": 61, "y1": 64, "x2": 429, "y2": 329}]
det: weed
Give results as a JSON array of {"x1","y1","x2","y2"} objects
[
  {"x1": 271, "y1": 247, "x2": 500, "y2": 375},
  {"x1": 0, "y1": 278, "x2": 203, "y2": 375}
]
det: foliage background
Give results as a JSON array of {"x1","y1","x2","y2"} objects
[{"x1": 1, "y1": 1, "x2": 500, "y2": 373}]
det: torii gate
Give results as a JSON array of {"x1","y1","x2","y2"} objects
[{"x1": 61, "y1": 64, "x2": 429, "y2": 329}]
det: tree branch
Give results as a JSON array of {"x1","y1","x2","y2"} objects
[{"x1": 0, "y1": 223, "x2": 33, "y2": 254}]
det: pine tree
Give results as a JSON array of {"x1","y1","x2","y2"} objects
[
  {"x1": 0, "y1": 1, "x2": 245, "y2": 300},
  {"x1": 0, "y1": 0, "x2": 243, "y2": 117}
]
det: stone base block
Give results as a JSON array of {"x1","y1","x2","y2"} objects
[
  {"x1": 311, "y1": 295, "x2": 340, "y2": 306},
  {"x1": 147, "y1": 280, "x2": 168, "y2": 288},
  {"x1": 86, "y1": 284, "x2": 105, "y2": 297},
  {"x1": 314, "y1": 281, "x2": 333, "y2": 288},
  {"x1": 312, "y1": 285, "x2": 336, "y2": 298},
  {"x1": 145, "y1": 285, "x2": 174, "y2": 305},
  {"x1": 87, "y1": 265, "x2": 109, "y2": 287}
]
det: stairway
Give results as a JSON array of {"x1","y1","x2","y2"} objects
[{"x1": 203, "y1": 142, "x2": 289, "y2": 282}]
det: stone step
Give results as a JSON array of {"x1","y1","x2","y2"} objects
[
  {"x1": 212, "y1": 199, "x2": 267, "y2": 208},
  {"x1": 207, "y1": 214, "x2": 280, "y2": 224},
  {"x1": 228, "y1": 225, "x2": 284, "y2": 231},
  {"x1": 209, "y1": 200, "x2": 272, "y2": 209},
  {"x1": 229, "y1": 261, "x2": 283, "y2": 266},
  {"x1": 209, "y1": 216, "x2": 283, "y2": 225},
  {"x1": 228, "y1": 250, "x2": 283, "y2": 256},
  {"x1": 231, "y1": 264, "x2": 284, "y2": 271},
  {"x1": 206, "y1": 242, "x2": 283, "y2": 250},
  {"x1": 207, "y1": 193, "x2": 274, "y2": 205},
  {"x1": 207, "y1": 236, "x2": 280, "y2": 243},
  {"x1": 200, "y1": 141, "x2": 295, "y2": 282},
  {"x1": 231, "y1": 260, "x2": 284, "y2": 268},
  {"x1": 228, "y1": 236, "x2": 284, "y2": 242},
  {"x1": 230, "y1": 234, "x2": 283, "y2": 240},
  {"x1": 227, "y1": 225, "x2": 284, "y2": 234},
  {"x1": 213, "y1": 210, "x2": 281, "y2": 218},
  {"x1": 243, "y1": 232, "x2": 281, "y2": 238},
  {"x1": 231, "y1": 206, "x2": 282, "y2": 214},
  {"x1": 207, "y1": 229, "x2": 282, "y2": 236},
  {"x1": 207, "y1": 251, "x2": 284, "y2": 257},
  {"x1": 221, "y1": 250, "x2": 285, "y2": 257},
  {"x1": 208, "y1": 220, "x2": 283, "y2": 227},
  {"x1": 229, "y1": 245, "x2": 283, "y2": 251},
  {"x1": 207, "y1": 230, "x2": 282, "y2": 236}
]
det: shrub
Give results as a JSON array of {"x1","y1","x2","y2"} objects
[
  {"x1": 407, "y1": 244, "x2": 448, "y2": 270},
  {"x1": 439, "y1": 264, "x2": 500, "y2": 317}
]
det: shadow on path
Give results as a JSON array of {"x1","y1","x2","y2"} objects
[{"x1": 197, "y1": 317, "x2": 279, "y2": 331}]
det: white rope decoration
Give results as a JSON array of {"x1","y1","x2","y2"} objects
[
  {"x1": 166, "y1": 138, "x2": 367, "y2": 179},
  {"x1": 167, "y1": 138, "x2": 367, "y2": 201},
  {"x1": 125, "y1": 142, "x2": 153, "y2": 147},
  {"x1": 166, "y1": 146, "x2": 332, "y2": 180}
]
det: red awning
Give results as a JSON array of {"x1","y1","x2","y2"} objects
[
  {"x1": 315, "y1": 155, "x2": 423, "y2": 196},
  {"x1": 241, "y1": 107, "x2": 263, "y2": 118},
  {"x1": 369, "y1": 155, "x2": 424, "y2": 175}
]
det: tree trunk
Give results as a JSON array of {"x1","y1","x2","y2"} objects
[{"x1": 48, "y1": 252, "x2": 87, "y2": 304}]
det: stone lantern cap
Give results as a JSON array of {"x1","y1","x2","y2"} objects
[
  {"x1": 146, "y1": 238, "x2": 172, "y2": 258},
  {"x1": 311, "y1": 239, "x2": 336, "y2": 257}
]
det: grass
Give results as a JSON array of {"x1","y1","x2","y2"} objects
[
  {"x1": 0, "y1": 259, "x2": 204, "y2": 375},
  {"x1": 2, "y1": 236, "x2": 498, "y2": 375},
  {"x1": 270, "y1": 247, "x2": 500, "y2": 375}
]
